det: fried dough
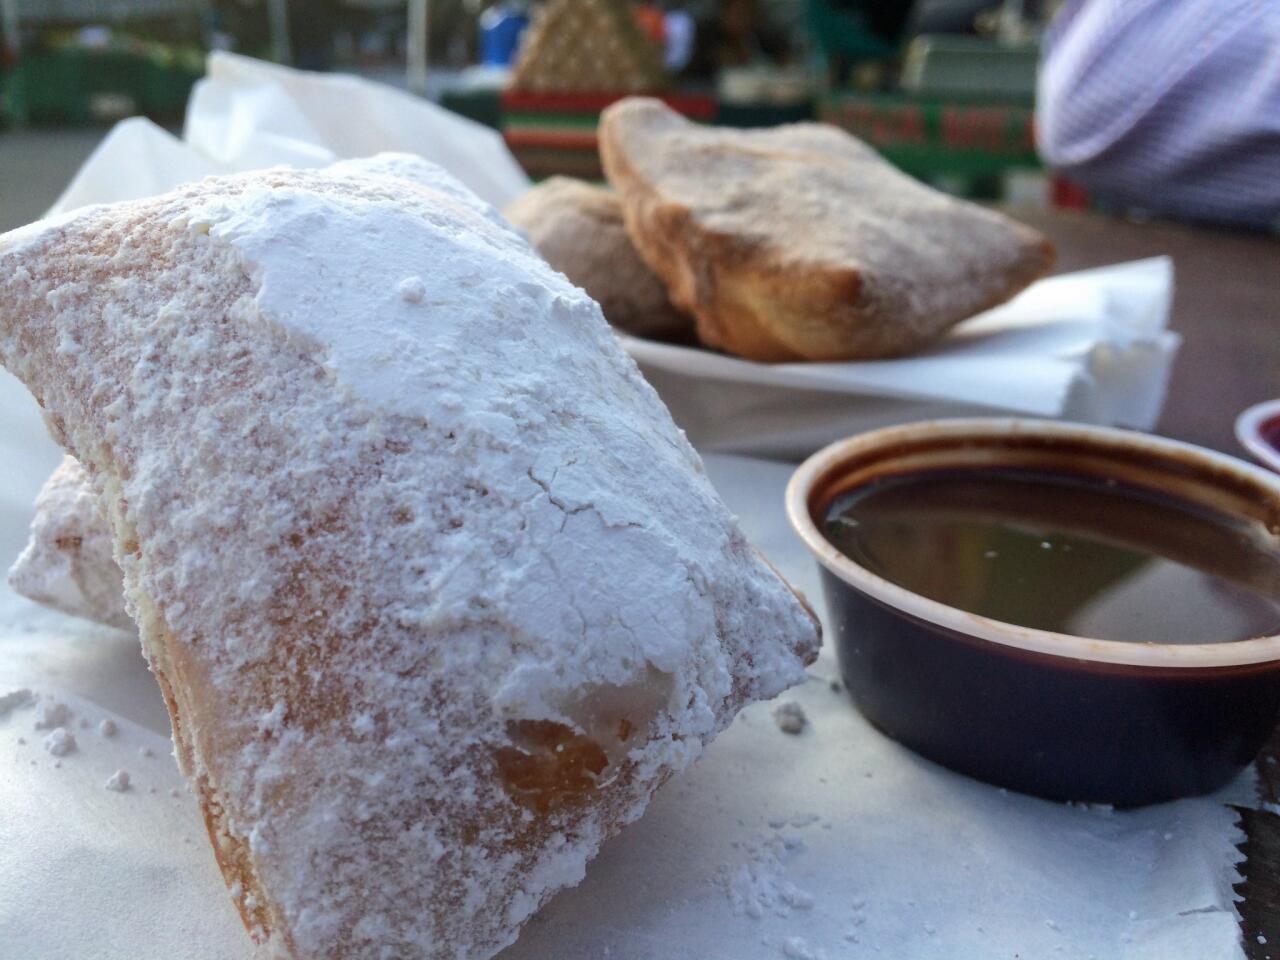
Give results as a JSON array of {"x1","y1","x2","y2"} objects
[
  {"x1": 599, "y1": 98, "x2": 1055, "y2": 362},
  {"x1": 0, "y1": 157, "x2": 819, "y2": 959},
  {"x1": 505, "y1": 177, "x2": 693, "y2": 341}
]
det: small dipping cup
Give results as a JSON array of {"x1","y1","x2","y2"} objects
[
  {"x1": 786, "y1": 419, "x2": 1280, "y2": 807},
  {"x1": 1236, "y1": 398, "x2": 1280, "y2": 474}
]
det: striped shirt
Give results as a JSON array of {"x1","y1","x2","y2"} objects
[{"x1": 1037, "y1": 0, "x2": 1280, "y2": 230}]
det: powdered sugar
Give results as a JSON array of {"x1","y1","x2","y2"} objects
[
  {"x1": 44, "y1": 728, "x2": 76, "y2": 756},
  {"x1": 720, "y1": 831, "x2": 816, "y2": 920},
  {"x1": 0, "y1": 688, "x2": 32, "y2": 716},
  {"x1": 34, "y1": 700, "x2": 72, "y2": 730},
  {"x1": 104, "y1": 769, "x2": 131, "y2": 792},
  {"x1": 0, "y1": 156, "x2": 819, "y2": 960},
  {"x1": 396, "y1": 276, "x2": 426, "y2": 303},
  {"x1": 7, "y1": 456, "x2": 131, "y2": 629},
  {"x1": 773, "y1": 701, "x2": 808, "y2": 735},
  {"x1": 780, "y1": 936, "x2": 828, "y2": 960}
]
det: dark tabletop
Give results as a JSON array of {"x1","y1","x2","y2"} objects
[
  {"x1": 1010, "y1": 210, "x2": 1279, "y2": 458},
  {"x1": 1011, "y1": 209, "x2": 1280, "y2": 957}
]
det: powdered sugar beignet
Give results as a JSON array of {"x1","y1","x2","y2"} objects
[
  {"x1": 6, "y1": 155, "x2": 495, "y2": 634},
  {"x1": 0, "y1": 160, "x2": 820, "y2": 960},
  {"x1": 8, "y1": 455, "x2": 131, "y2": 629}
]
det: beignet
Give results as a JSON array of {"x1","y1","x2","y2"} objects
[
  {"x1": 504, "y1": 177, "x2": 694, "y2": 341},
  {"x1": 599, "y1": 97, "x2": 1056, "y2": 362},
  {"x1": 6, "y1": 155, "x2": 485, "y2": 632},
  {"x1": 0, "y1": 157, "x2": 819, "y2": 959},
  {"x1": 8, "y1": 455, "x2": 130, "y2": 630}
]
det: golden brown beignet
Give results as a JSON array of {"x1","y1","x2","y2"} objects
[
  {"x1": 0, "y1": 156, "x2": 819, "y2": 960},
  {"x1": 504, "y1": 177, "x2": 694, "y2": 341},
  {"x1": 599, "y1": 97, "x2": 1056, "y2": 362}
]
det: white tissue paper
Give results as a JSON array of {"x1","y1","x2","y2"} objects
[
  {"x1": 623, "y1": 257, "x2": 1179, "y2": 458},
  {"x1": 49, "y1": 51, "x2": 529, "y2": 218},
  {"x1": 0, "y1": 374, "x2": 1253, "y2": 959},
  {"x1": 185, "y1": 52, "x2": 530, "y2": 208},
  {"x1": 0, "y1": 53, "x2": 1248, "y2": 960},
  {"x1": 48, "y1": 117, "x2": 221, "y2": 215}
]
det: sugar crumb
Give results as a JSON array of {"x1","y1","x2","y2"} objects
[
  {"x1": 773, "y1": 701, "x2": 807, "y2": 735},
  {"x1": 718, "y1": 831, "x2": 813, "y2": 921},
  {"x1": 396, "y1": 275, "x2": 427, "y2": 303},
  {"x1": 43, "y1": 728, "x2": 76, "y2": 756},
  {"x1": 33, "y1": 700, "x2": 71, "y2": 730},
  {"x1": 0, "y1": 688, "x2": 33, "y2": 716},
  {"x1": 781, "y1": 936, "x2": 827, "y2": 960},
  {"x1": 105, "y1": 769, "x2": 131, "y2": 792}
]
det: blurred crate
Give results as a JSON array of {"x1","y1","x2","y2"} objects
[
  {"x1": 901, "y1": 35, "x2": 1039, "y2": 101},
  {"x1": 13, "y1": 0, "x2": 203, "y2": 21},
  {"x1": 500, "y1": 90, "x2": 715, "y2": 181},
  {"x1": 717, "y1": 100, "x2": 815, "y2": 127},
  {"x1": 818, "y1": 91, "x2": 1041, "y2": 190},
  {"x1": 137, "y1": 45, "x2": 203, "y2": 115},
  {"x1": 2, "y1": 46, "x2": 201, "y2": 125},
  {"x1": 439, "y1": 86, "x2": 503, "y2": 131}
]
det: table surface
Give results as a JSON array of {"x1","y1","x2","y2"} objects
[{"x1": 1011, "y1": 209, "x2": 1280, "y2": 958}]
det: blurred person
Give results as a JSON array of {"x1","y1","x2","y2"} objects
[
  {"x1": 635, "y1": 3, "x2": 668, "y2": 46},
  {"x1": 1037, "y1": 0, "x2": 1280, "y2": 230},
  {"x1": 478, "y1": 1, "x2": 529, "y2": 66},
  {"x1": 683, "y1": 0, "x2": 790, "y2": 80},
  {"x1": 288, "y1": 0, "x2": 337, "y2": 70},
  {"x1": 663, "y1": 8, "x2": 696, "y2": 72}
]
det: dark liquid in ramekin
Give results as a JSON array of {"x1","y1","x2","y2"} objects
[{"x1": 823, "y1": 467, "x2": 1280, "y2": 644}]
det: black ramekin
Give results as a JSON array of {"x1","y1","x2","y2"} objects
[{"x1": 786, "y1": 419, "x2": 1280, "y2": 807}]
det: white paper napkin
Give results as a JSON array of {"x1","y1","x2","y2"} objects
[
  {"x1": 47, "y1": 117, "x2": 222, "y2": 216},
  {"x1": 622, "y1": 258, "x2": 1179, "y2": 458},
  {"x1": 185, "y1": 52, "x2": 530, "y2": 208},
  {"x1": 0, "y1": 372, "x2": 1254, "y2": 960},
  {"x1": 48, "y1": 51, "x2": 529, "y2": 219}
]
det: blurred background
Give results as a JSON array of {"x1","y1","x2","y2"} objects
[
  {"x1": 0, "y1": 0, "x2": 1066, "y2": 231},
  {"x1": 3, "y1": 0, "x2": 1277, "y2": 236}
]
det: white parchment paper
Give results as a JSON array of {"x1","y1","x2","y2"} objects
[
  {"x1": 0, "y1": 371, "x2": 1252, "y2": 960},
  {"x1": 48, "y1": 51, "x2": 530, "y2": 217},
  {"x1": 623, "y1": 258, "x2": 1179, "y2": 458}
]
